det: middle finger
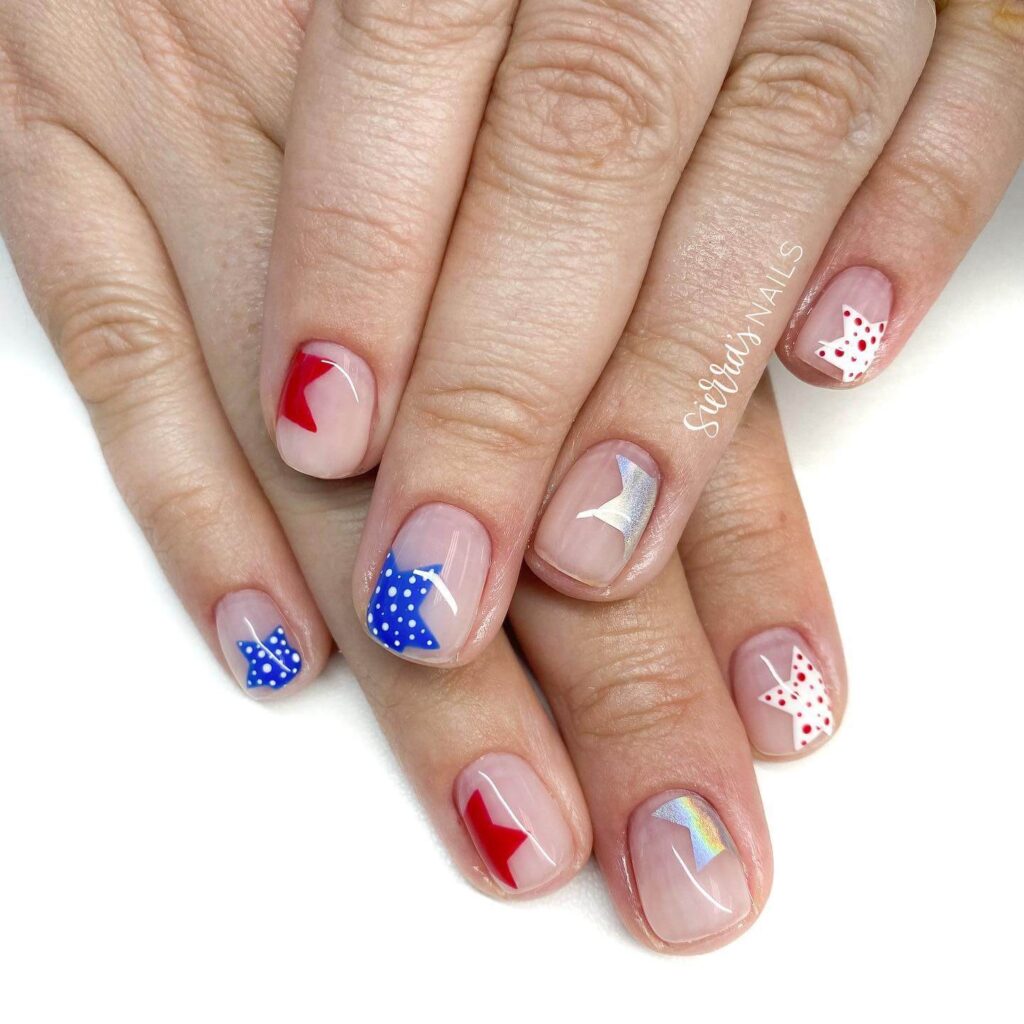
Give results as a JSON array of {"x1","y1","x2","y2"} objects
[
  {"x1": 352, "y1": 0, "x2": 753, "y2": 665},
  {"x1": 526, "y1": 0, "x2": 935, "y2": 601}
]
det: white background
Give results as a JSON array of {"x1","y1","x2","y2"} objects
[{"x1": 1, "y1": 171, "x2": 1021, "y2": 1022}]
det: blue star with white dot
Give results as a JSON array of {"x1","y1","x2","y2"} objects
[
  {"x1": 237, "y1": 626, "x2": 302, "y2": 690},
  {"x1": 367, "y1": 551, "x2": 441, "y2": 653}
]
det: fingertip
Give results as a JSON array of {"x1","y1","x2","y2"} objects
[
  {"x1": 783, "y1": 265, "x2": 895, "y2": 388},
  {"x1": 215, "y1": 588, "x2": 334, "y2": 701},
  {"x1": 273, "y1": 340, "x2": 377, "y2": 480},
  {"x1": 731, "y1": 627, "x2": 842, "y2": 761},
  {"x1": 453, "y1": 751, "x2": 588, "y2": 898}
]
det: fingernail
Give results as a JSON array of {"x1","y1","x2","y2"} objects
[
  {"x1": 629, "y1": 791, "x2": 751, "y2": 945},
  {"x1": 215, "y1": 589, "x2": 304, "y2": 698},
  {"x1": 795, "y1": 266, "x2": 893, "y2": 384},
  {"x1": 732, "y1": 628, "x2": 834, "y2": 757},
  {"x1": 454, "y1": 753, "x2": 575, "y2": 894},
  {"x1": 366, "y1": 503, "x2": 490, "y2": 663},
  {"x1": 533, "y1": 440, "x2": 659, "y2": 587},
  {"x1": 276, "y1": 341, "x2": 375, "y2": 478}
]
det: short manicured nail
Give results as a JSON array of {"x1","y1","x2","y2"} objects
[
  {"x1": 276, "y1": 341, "x2": 375, "y2": 478},
  {"x1": 454, "y1": 753, "x2": 575, "y2": 894},
  {"x1": 732, "y1": 628, "x2": 834, "y2": 757},
  {"x1": 215, "y1": 589, "x2": 303, "y2": 698},
  {"x1": 533, "y1": 440, "x2": 659, "y2": 587},
  {"x1": 366, "y1": 503, "x2": 490, "y2": 663},
  {"x1": 629, "y1": 791, "x2": 751, "y2": 945},
  {"x1": 795, "y1": 266, "x2": 893, "y2": 383}
]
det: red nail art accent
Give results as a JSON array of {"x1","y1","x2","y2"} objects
[
  {"x1": 280, "y1": 351, "x2": 335, "y2": 432},
  {"x1": 464, "y1": 789, "x2": 528, "y2": 888}
]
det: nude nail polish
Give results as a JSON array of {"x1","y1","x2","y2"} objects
[
  {"x1": 794, "y1": 266, "x2": 893, "y2": 383},
  {"x1": 366, "y1": 503, "x2": 490, "y2": 663},
  {"x1": 454, "y1": 753, "x2": 575, "y2": 894},
  {"x1": 732, "y1": 628, "x2": 834, "y2": 757},
  {"x1": 215, "y1": 589, "x2": 303, "y2": 699},
  {"x1": 629, "y1": 791, "x2": 751, "y2": 945},
  {"x1": 533, "y1": 440, "x2": 659, "y2": 587},
  {"x1": 276, "y1": 341, "x2": 375, "y2": 478}
]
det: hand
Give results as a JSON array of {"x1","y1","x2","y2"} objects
[
  {"x1": 1, "y1": 0, "x2": 844, "y2": 952},
  {"x1": 259, "y1": 0, "x2": 1023, "y2": 667}
]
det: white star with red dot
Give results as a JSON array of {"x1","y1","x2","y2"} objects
[
  {"x1": 757, "y1": 646, "x2": 832, "y2": 750},
  {"x1": 815, "y1": 304, "x2": 886, "y2": 383}
]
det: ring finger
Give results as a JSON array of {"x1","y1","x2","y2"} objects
[{"x1": 511, "y1": 556, "x2": 771, "y2": 952}]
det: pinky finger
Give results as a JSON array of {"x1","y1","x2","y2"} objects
[
  {"x1": 0, "y1": 123, "x2": 333, "y2": 699},
  {"x1": 778, "y1": 1, "x2": 1024, "y2": 386}
]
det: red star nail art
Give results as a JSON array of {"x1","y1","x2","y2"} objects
[
  {"x1": 464, "y1": 789, "x2": 529, "y2": 888},
  {"x1": 279, "y1": 351, "x2": 336, "y2": 432}
]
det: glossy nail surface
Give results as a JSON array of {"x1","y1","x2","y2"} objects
[
  {"x1": 629, "y1": 791, "x2": 751, "y2": 945},
  {"x1": 215, "y1": 589, "x2": 303, "y2": 698},
  {"x1": 366, "y1": 503, "x2": 490, "y2": 663},
  {"x1": 533, "y1": 440, "x2": 659, "y2": 587},
  {"x1": 454, "y1": 753, "x2": 575, "y2": 894},
  {"x1": 795, "y1": 266, "x2": 893, "y2": 383},
  {"x1": 732, "y1": 628, "x2": 834, "y2": 757},
  {"x1": 276, "y1": 341, "x2": 375, "y2": 478}
]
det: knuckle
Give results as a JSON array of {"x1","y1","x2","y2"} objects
[
  {"x1": 489, "y1": 8, "x2": 685, "y2": 185},
  {"x1": 337, "y1": 0, "x2": 512, "y2": 55},
  {"x1": 681, "y1": 455, "x2": 804, "y2": 584},
  {"x1": 135, "y1": 473, "x2": 230, "y2": 566},
  {"x1": 883, "y1": 140, "x2": 984, "y2": 239},
  {"x1": 619, "y1": 315, "x2": 742, "y2": 399},
  {"x1": 715, "y1": 38, "x2": 885, "y2": 164},
  {"x1": 289, "y1": 191, "x2": 429, "y2": 277},
  {"x1": 55, "y1": 278, "x2": 193, "y2": 411},
  {"x1": 557, "y1": 629, "x2": 714, "y2": 744},
  {"x1": 409, "y1": 353, "x2": 565, "y2": 460}
]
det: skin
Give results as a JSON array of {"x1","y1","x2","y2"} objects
[
  {"x1": 261, "y1": 0, "x2": 1023, "y2": 670},
  {"x1": 0, "y1": 0, "x2": 847, "y2": 953}
]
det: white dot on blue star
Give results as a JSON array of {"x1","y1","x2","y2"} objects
[
  {"x1": 366, "y1": 551, "x2": 442, "y2": 654},
  {"x1": 237, "y1": 626, "x2": 302, "y2": 689}
]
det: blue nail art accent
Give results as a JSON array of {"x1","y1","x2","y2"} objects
[
  {"x1": 367, "y1": 551, "x2": 442, "y2": 653},
  {"x1": 237, "y1": 626, "x2": 302, "y2": 690}
]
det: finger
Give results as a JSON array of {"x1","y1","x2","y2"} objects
[
  {"x1": 261, "y1": 0, "x2": 519, "y2": 478},
  {"x1": 305, "y1": 481, "x2": 592, "y2": 897},
  {"x1": 681, "y1": 376, "x2": 845, "y2": 759},
  {"x1": 779, "y1": 0, "x2": 1024, "y2": 385},
  {"x1": 354, "y1": 0, "x2": 753, "y2": 665},
  {"x1": 510, "y1": 557, "x2": 771, "y2": 953},
  {"x1": 0, "y1": 121, "x2": 332, "y2": 700},
  {"x1": 524, "y1": 0, "x2": 936, "y2": 601}
]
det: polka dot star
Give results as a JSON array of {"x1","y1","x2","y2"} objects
[
  {"x1": 757, "y1": 646, "x2": 833, "y2": 750},
  {"x1": 237, "y1": 626, "x2": 302, "y2": 690},
  {"x1": 815, "y1": 304, "x2": 886, "y2": 382},
  {"x1": 367, "y1": 551, "x2": 442, "y2": 654}
]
